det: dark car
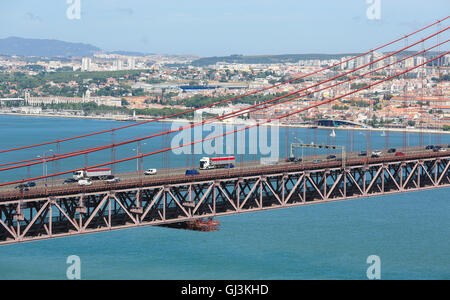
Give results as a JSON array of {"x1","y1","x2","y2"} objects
[
  {"x1": 388, "y1": 148, "x2": 396, "y2": 153},
  {"x1": 186, "y1": 169, "x2": 200, "y2": 176},
  {"x1": 286, "y1": 157, "x2": 295, "y2": 162},
  {"x1": 432, "y1": 145, "x2": 441, "y2": 151},
  {"x1": 63, "y1": 178, "x2": 77, "y2": 184},
  {"x1": 294, "y1": 157, "x2": 303, "y2": 162},
  {"x1": 425, "y1": 145, "x2": 434, "y2": 150},
  {"x1": 359, "y1": 151, "x2": 367, "y2": 157},
  {"x1": 327, "y1": 155, "x2": 337, "y2": 160},
  {"x1": 25, "y1": 182, "x2": 36, "y2": 187},
  {"x1": 15, "y1": 184, "x2": 29, "y2": 191}
]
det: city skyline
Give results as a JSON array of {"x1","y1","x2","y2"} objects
[{"x1": 1, "y1": 0, "x2": 448, "y2": 56}]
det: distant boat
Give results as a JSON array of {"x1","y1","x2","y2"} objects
[
  {"x1": 381, "y1": 131, "x2": 386, "y2": 137},
  {"x1": 330, "y1": 130, "x2": 336, "y2": 137}
]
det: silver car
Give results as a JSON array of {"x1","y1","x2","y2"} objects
[
  {"x1": 144, "y1": 168, "x2": 157, "y2": 175},
  {"x1": 78, "y1": 179, "x2": 92, "y2": 186}
]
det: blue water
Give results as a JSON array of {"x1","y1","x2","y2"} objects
[{"x1": 0, "y1": 115, "x2": 449, "y2": 279}]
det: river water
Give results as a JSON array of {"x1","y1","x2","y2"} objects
[{"x1": 0, "y1": 115, "x2": 448, "y2": 279}]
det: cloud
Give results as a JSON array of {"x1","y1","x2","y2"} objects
[
  {"x1": 140, "y1": 36, "x2": 149, "y2": 45},
  {"x1": 101, "y1": 7, "x2": 134, "y2": 16},
  {"x1": 26, "y1": 12, "x2": 42, "y2": 23},
  {"x1": 114, "y1": 8, "x2": 134, "y2": 16},
  {"x1": 82, "y1": 6, "x2": 134, "y2": 18},
  {"x1": 397, "y1": 20, "x2": 423, "y2": 30}
]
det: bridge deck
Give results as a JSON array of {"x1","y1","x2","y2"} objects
[
  {"x1": 0, "y1": 146, "x2": 448, "y2": 202},
  {"x1": 0, "y1": 147, "x2": 448, "y2": 245}
]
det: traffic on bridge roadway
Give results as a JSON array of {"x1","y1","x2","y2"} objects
[{"x1": 1, "y1": 145, "x2": 448, "y2": 201}]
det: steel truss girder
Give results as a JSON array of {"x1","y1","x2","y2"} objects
[{"x1": 1, "y1": 156, "x2": 449, "y2": 245}]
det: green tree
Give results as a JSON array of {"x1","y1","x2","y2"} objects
[{"x1": 121, "y1": 98, "x2": 130, "y2": 106}]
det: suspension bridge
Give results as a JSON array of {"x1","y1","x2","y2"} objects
[{"x1": 0, "y1": 17, "x2": 449, "y2": 245}]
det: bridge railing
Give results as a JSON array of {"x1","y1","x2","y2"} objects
[{"x1": 0, "y1": 149, "x2": 448, "y2": 201}]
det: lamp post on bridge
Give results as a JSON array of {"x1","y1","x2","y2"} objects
[
  {"x1": 359, "y1": 132, "x2": 370, "y2": 162},
  {"x1": 37, "y1": 149, "x2": 54, "y2": 184},
  {"x1": 132, "y1": 142, "x2": 146, "y2": 174},
  {"x1": 293, "y1": 137, "x2": 305, "y2": 162}
]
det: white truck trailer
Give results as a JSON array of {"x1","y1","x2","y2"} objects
[
  {"x1": 73, "y1": 168, "x2": 112, "y2": 180},
  {"x1": 199, "y1": 157, "x2": 235, "y2": 170}
]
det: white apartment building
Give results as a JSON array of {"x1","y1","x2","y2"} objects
[{"x1": 81, "y1": 57, "x2": 92, "y2": 71}]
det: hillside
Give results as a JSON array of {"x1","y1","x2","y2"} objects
[
  {"x1": 0, "y1": 37, "x2": 100, "y2": 57},
  {"x1": 191, "y1": 53, "x2": 361, "y2": 66}
]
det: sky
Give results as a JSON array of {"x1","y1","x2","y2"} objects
[{"x1": 0, "y1": 0, "x2": 448, "y2": 56}]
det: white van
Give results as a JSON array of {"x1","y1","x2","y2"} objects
[
  {"x1": 78, "y1": 179, "x2": 93, "y2": 186},
  {"x1": 144, "y1": 168, "x2": 157, "y2": 175}
]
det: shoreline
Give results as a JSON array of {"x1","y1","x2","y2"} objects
[{"x1": 1, "y1": 111, "x2": 449, "y2": 135}]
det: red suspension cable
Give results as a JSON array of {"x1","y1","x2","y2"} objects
[
  {"x1": 2, "y1": 35, "x2": 448, "y2": 172},
  {"x1": 1, "y1": 17, "x2": 447, "y2": 155},
  {"x1": 1, "y1": 51, "x2": 446, "y2": 187}
]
